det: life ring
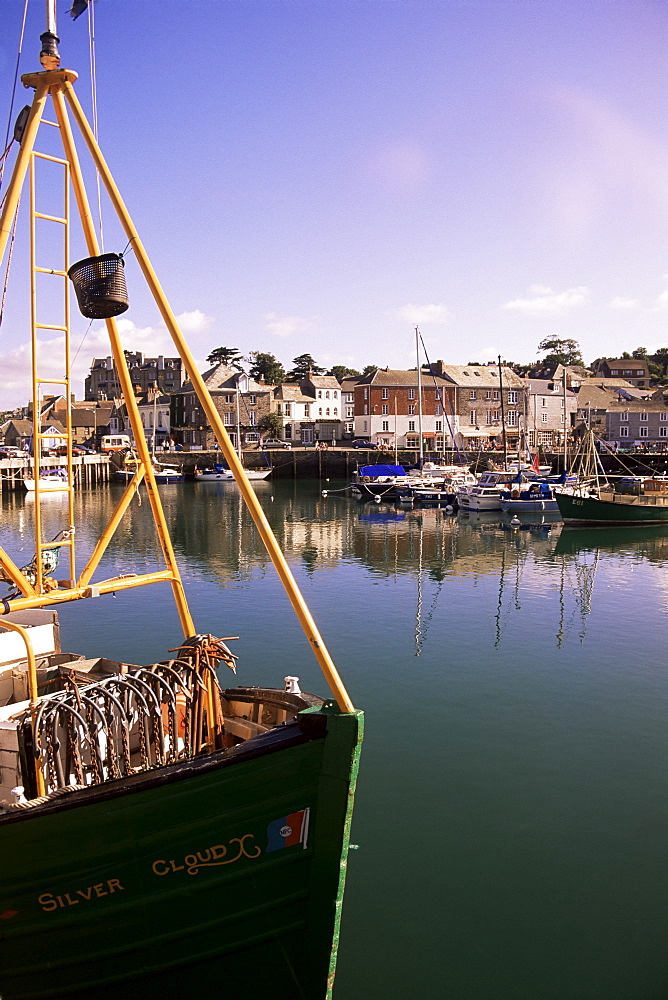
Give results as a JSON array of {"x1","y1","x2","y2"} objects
[
  {"x1": 362, "y1": 476, "x2": 371, "y2": 483},
  {"x1": 511, "y1": 490, "x2": 520, "y2": 498}
]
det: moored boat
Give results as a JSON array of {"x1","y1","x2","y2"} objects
[
  {"x1": 555, "y1": 480, "x2": 668, "y2": 524},
  {"x1": 22, "y1": 469, "x2": 70, "y2": 492},
  {"x1": 195, "y1": 462, "x2": 271, "y2": 482},
  {"x1": 0, "y1": 9, "x2": 362, "y2": 999}
]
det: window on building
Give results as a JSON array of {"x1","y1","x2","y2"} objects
[
  {"x1": 277, "y1": 403, "x2": 283, "y2": 415},
  {"x1": 408, "y1": 420, "x2": 415, "y2": 432},
  {"x1": 246, "y1": 432, "x2": 259, "y2": 443},
  {"x1": 506, "y1": 411, "x2": 517, "y2": 426},
  {"x1": 541, "y1": 412, "x2": 548, "y2": 423},
  {"x1": 508, "y1": 391, "x2": 517, "y2": 404},
  {"x1": 304, "y1": 404, "x2": 310, "y2": 417},
  {"x1": 406, "y1": 435, "x2": 419, "y2": 448},
  {"x1": 382, "y1": 420, "x2": 389, "y2": 431},
  {"x1": 486, "y1": 411, "x2": 493, "y2": 425},
  {"x1": 382, "y1": 404, "x2": 389, "y2": 415},
  {"x1": 435, "y1": 404, "x2": 442, "y2": 416},
  {"x1": 382, "y1": 388, "x2": 389, "y2": 399},
  {"x1": 493, "y1": 390, "x2": 500, "y2": 400},
  {"x1": 640, "y1": 411, "x2": 648, "y2": 421},
  {"x1": 619, "y1": 426, "x2": 629, "y2": 437},
  {"x1": 248, "y1": 395, "x2": 256, "y2": 405},
  {"x1": 661, "y1": 426, "x2": 668, "y2": 437},
  {"x1": 639, "y1": 426, "x2": 649, "y2": 438},
  {"x1": 470, "y1": 409, "x2": 477, "y2": 425},
  {"x1": 333, "y1": 391, "x2": 338, "y2": 399},
  {"x1": 541, "y1": 397, "x2": 547, "y2": 407},
  {"x1": 224, "y1": 394, "x2": 233, "y2": 404},
  {"x1": 363, "y1": 404, "x2": 368, "y2": 415},
  {"x1": 435, "y1": 420, "x2": 442, "y2": 431},
  {"x1": 363, "y1": 388, "x2": 368, "y2": 400},
  {"x1": 470, "y1": 390, "x2": 477, "y2": 400},
  {"x1": 620, "y1": 411, "x2": 628, "y2": 422},
  {"x1": 346, "y1": 405, "x2": 353, "y2": 417},
  {"x1": 333, "y1": 408, "x2": 338, "y2": 416},
  {"x1": 325, "y1": 391, "x2": 330, "y2": 399},
  {"x1": 318, "y1": 390, "x2": 322, "y2": 399},
  {"x1": 660, "y1": 412, "x2": 668, "y2": 421},
  {"x1": 408, "y1": 388, "x2": 415, "y2": 399},
  {"x1": 326, "y1": 408, "x2": 330, "y2": 416},
  {"x1": 408, "y1": 404, "x2": 415, "y2": 415},
  {"x1": 486, "y1": 390, "x2": 492, "y2": 400},
  {"x1": 248, "y1": 411, "x2": 256, "y2": 425},
  {"x1": 319, "y1": 408, "x2": 323, "y2": 416},
  {"x1": 284, "y1": 403, "x2": 291, "y2": 416}
]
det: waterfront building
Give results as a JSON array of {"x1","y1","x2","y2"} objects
[
  {"x1": 353, "y1": 366, "x2": 455, "y2": 450},
  {"x1": 171, "y1": 364, "x2": 272, "y2": 450},
  {"x1": 85, "y1": 353, "x2": 185, "y2": 401},
  {"x1": 426, "y1": 363, "x2": 528, "y2": 452},
  {"x1": 527, "y1": 379, "x2": 578, "y2": 450},
  {"x1": 136, "y1": 389, "x2": 172, "y2": 450}
]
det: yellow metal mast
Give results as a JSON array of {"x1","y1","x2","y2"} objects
[{"x1": 0, "y1": 53, "x2": 354, "y2": 711}]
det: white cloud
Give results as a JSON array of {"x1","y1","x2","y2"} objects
[
  {"x1": 608, "y1": 296, "x2": 639, "y2": 310},
  {"x1": 655, "y1": 291, "x2": 668, "y2": 311},
  {"x1": 0, "y1": 312, "x2": 210, "y2": 407},
  {"x1": 263, "y1": 312, "x2": 320, "y2": 338},
  {"x1": 502, "y1": 284, "x2": 589, "y2": 315},
  {"x1": 392, "y1": 303, "x2": 449, "y2": 325}
]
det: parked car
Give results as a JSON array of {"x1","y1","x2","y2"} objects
[
  {"x1": 260, "y1": 439, "x2": 292, "y2": 450},
  {"x1": 352, "y1": 439, "x2": 379, "y2": 449},
  {"x1": 54, "y1": 445, "x2": 93, "y2": 456},
  {"x1": 0, "y1": 447, "x2": 24, "y2": 458}
]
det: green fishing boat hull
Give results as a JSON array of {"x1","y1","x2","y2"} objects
[
  {"x1": 555, "y1": 490, "x2": 668, "y2": 525},
  {"x1": 0, "y1": 704, "x2": 363, "y2": 1000}
]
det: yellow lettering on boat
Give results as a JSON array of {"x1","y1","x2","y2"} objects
[
  {"x1": 152, "y1": 834, "x2": 261, "y2": 877},
  {"x1": 38, "y1": 879, "x2": 125, "y2": 913}
]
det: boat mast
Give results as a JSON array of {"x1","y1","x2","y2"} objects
[
  {"x1": 416, "y1": 326, "x2": 423, "y2": 466},
  {"x1": 0, "y1": 18, "x2": 355, "y2": 713},
  {"x1": 563, "y1": 367, "x2": 568, "y2": 472},
  {"x1": 498, "y1": 355, "x2": 508, "y2": 470},
  {"x1": 235, "y1": 377, "x2": 242, "y2": 467}
]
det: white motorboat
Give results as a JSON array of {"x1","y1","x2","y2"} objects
[
  {"x1": 23, "y1": 470, "x2": 69, "y2": 493},
  {"x1": 195, "y1": 463, "x2": 271, "y2": 482}
]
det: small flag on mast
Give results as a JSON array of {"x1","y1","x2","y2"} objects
[
  {"x1": 69, "y1": 0, "x2": 90, "y2": 20},
  {"x1": 531, "y1": 453, "x2": 540, "y2": 474}
]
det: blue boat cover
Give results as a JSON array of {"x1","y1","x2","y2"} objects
[{"x1": 358, "y1": 465, "x2": 406, "y2": 477}]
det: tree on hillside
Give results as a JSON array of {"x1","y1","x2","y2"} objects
[
  {"x1": 257, "y1": 413, "x2": 284, "y2": 439},
  {"x1": 328, "y1": 365, "x2": 361, "y2": 381},
  {"x1": 537, "y1": 337, "x2": 583, "y2": 368},
  {"x1": 632, "y1": 347, "x2": 648, "y2": 358},
  {"x1": 286, "y1": 354, "x2": 325, "y2": 380},
  {"x1": 362, "y1": 364, "x2": 379, "y2": 376},
  {"x1": 206, "y1": 346, "x2": 243, "y2": 368},
  {"x1": 247, "y1": 351, "x2": 286, "y2": 384}
]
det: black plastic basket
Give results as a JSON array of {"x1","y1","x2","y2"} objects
[{"x1": 68, "y1": 253, "x2": 129, "y2": 319}]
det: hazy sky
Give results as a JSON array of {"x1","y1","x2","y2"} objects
[{"x1": 2, "y1": 0, "x2": 668, "y2": 406}]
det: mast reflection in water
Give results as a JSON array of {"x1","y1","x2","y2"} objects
[{"x1": 3, "y1": 481, "x2": 668, "y2": 1000}]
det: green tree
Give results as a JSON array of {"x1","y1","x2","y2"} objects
[
  {"x1": 632, "y1": 347, "x2": 648, "y2": 358},
  {"x1": 206, "y1": 346, "x2": 243, "y2": 368},
  {"x1": 257, "y1": 412, "x2": 284, "y2": 438},
  {"x1": 328, "y1": 365, "x2": 361, "y2": 381},
  {"x1": 537, "y1": 337, "x2": 583, "y2": 368},
  {"x1": 362, "y1": 364, "x2": 378, "y2": 376},
  {"x1": 286, "y1": 354, "x2": 325, "y2": 380},
  {"x1": 247, "y1": 351, "x2": 286, "y2": 384}
]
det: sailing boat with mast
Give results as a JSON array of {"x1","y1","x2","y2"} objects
[
  {"x1": 195, "y1": 373, "x2": 271, "y2": 481},
  {"x1": 0, "y1": 7, "x2": 362, "y2": 999}
]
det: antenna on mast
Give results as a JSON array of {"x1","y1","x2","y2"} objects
[{"x1": 40, "y1": 0, "x2": 60, "y2": 70}]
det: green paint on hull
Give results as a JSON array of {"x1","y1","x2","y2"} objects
[
  {"x1": 555, "y1": 490, "x2": 668, "y2": 525},
  {"x1": 0, "y1": 705, "x2": 363, "y2": 1000}
]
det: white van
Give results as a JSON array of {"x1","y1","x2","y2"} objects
[{"x1": 100, "y1": 434, "x2": 132, "y2": 453}]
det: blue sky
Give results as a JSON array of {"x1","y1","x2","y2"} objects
[{"x1": 2, "y1": 0, "x2": 668, "y2": 405}]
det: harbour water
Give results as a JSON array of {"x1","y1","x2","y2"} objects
[{"x1": 4, "y1": 481, "x2": 668, "y2": 999}]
